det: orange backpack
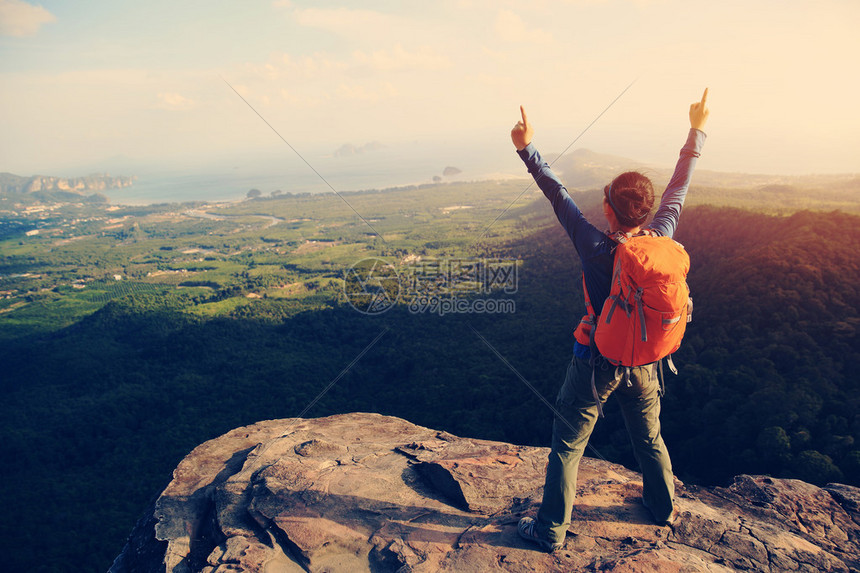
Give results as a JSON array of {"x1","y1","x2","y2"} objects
[{"x1": 575, "y1": 229, "x2": 692, "y2": 367}]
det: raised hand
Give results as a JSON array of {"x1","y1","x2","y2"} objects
[
  {"x1": 511, "y1": 105, "x2": 534, "y2": 150},
  {"x1": 689, "y1": 88, "x2": 710, "y2": 132}
]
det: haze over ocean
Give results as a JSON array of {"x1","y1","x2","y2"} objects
[{"x1": 101, "y1": 140, "x2": 519, "y2": 205}]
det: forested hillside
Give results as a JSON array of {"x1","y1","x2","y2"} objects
[
  {"x1": 0, "y1": 203, "x2": 858, "y2": 571},
  {"x1": 670, "y1": 207, "x2": 860, "y2": 485}
]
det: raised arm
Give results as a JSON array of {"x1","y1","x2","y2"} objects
[
  {"x1": 689, "y1": 88, "x2": 710, "y2": 132},
  {"x1": 649, "y1": 89, "x2": 710, "y2": 238},
  {"x1": 511, "y1": 105, "x2": 534, "y2": 151},
  {"x1": 512, "y1": 106, "x2": 605, "y2": 255}
]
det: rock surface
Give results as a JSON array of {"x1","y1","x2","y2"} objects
[{"x1": 111, "y1": 413, "x2": 860, "y2": 572}]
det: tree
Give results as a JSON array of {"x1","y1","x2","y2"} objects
[
  {"x1": 756, "y1": 426, "x2": 792, "y2": 467},
  {"x1": 842, "y1": 451, "x2": 860, "y2": 485},
  {"x1": 792, "y1": 450, "x2": 843, "y2": 485},
  {"x1": 247, "y1": 188, "x2": 262, "y2": 199}
]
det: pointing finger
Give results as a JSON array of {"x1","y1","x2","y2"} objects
[
  {"x1": 520, "y1": 105, "x2": 528, "y2": 126},
  {"x1": 701, "y1": 88, "x2": 709, "y2": 105}
]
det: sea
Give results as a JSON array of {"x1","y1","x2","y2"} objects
[{"x1": 100, "y1": 141, "x2": 519, "y2": 206}]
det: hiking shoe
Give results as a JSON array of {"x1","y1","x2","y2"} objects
[
  {"x1": 643, "y1": 500, "x2": 679, "y2": 527},
  {"x1": 660, "y1": 507, "x2": 680, "y2": 527},
  {"x1": 517, "y1": 517, "x2": 562, "y2": 552}
]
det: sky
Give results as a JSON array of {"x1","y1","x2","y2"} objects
[{"x1": 1, "y1": 0, "x2": 858, "y2": 179}]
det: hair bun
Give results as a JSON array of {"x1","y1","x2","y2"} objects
[{"x1": 606, "y1": 172, "x2": 655, "y2": 227}]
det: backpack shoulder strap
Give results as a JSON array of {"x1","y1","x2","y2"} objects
[{"x1": 608, "y1": 230, "x2": 630, "y2": 244}]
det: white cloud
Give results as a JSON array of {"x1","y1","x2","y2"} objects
[
  {"x1": 279, "y1": 87, "x2": 326, "y2": 108},
  {"x1": 335, "y1": 81, "x2": 398, "y2": 102},
  {"x1": 239, "y1": 45, "x2": 442, "y2": 109},
  {"x1": 291, "y1": 53, "x2": 346, "y2": 74},
  {"x1": 494, "y1": 9, "x2": 553, "y2": 44},
  {"x1": 2, "y1": 1, "x2": 858, "y2": 174},
  {"x1": 292, "y1": 7, "x2": 405, "y2": 40},
  {"x1": 156, "y1": 92, "x2": 195, "y2": 111},
  {"x1": 268, "y1": 53, "x2": 348, "y2": 80},
  {"x1": 352, "y1": 44, "x2": 449, "y2": 72},
  {"x1": 0, "y1": 0, "x2": 55, "y2": 37},
  {"x1": 267, "y1": 46, "x2": 446, "y2": 78}
]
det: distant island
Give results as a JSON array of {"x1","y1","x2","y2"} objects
[
  {"x1": 0, "y1": 172, "x2": 135, "y2": 195},
  {"x1": 333, "y1": 141, "x2": 385, "y2": 158}
]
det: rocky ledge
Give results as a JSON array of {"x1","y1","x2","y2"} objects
[{"x1": 111, "y1": 413, "x2": 860, "y2": 572}]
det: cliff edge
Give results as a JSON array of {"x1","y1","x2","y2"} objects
[{"x1": 111, "y1": 413, "x2": 860, "y2": 572}]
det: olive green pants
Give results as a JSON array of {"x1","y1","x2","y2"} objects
[{"x1": 536, "y1": 355, "x2": 674, "y2": 543}]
